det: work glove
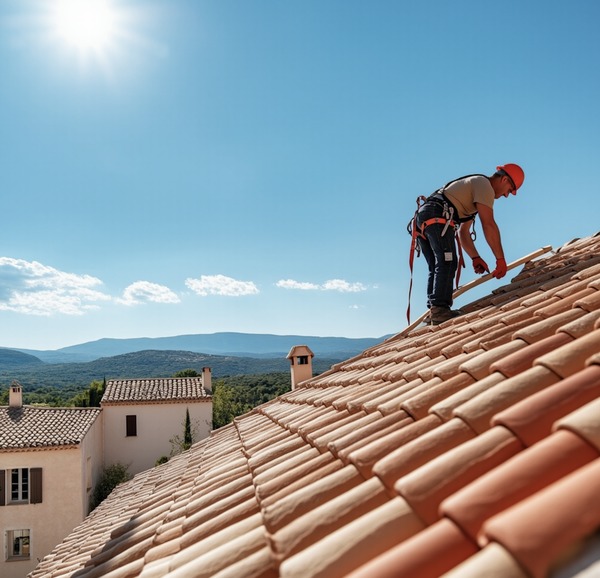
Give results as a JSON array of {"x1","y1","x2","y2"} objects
[
  {"x1": 492, "y1": 258, "x2": 508, "y2": 279},
  {"x1": 472, "y1": 256, "x2": 490, "y2": 275}
]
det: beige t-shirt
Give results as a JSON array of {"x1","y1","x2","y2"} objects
[{"x1": 443, "y1": 175, "x2": 494, "y2": 219}]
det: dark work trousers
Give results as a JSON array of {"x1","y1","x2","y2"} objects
[{"x1": 415, "y1": 199, "x2": 458, "y2": 308}]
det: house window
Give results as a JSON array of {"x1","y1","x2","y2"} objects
[
  {"x1": 126, "y1": 415, "x2": 137, "y2": 437},
  {"x1": 6, "y1": 529, "x2": 30, "y2": 560},
  {"x1": 0, "y1": 469, "x2": 42, "y2": 506},
  {"x1": 11, "y1": 468, "x2": 29, "y2": 503}
]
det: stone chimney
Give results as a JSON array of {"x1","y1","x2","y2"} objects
[
  {"x1": 202, "y1": 367, "x2": 212, "y2": 394},
  {"x1": 287, "y1": 345, "x2": 314, "y2": 390},
  {"x1": 9, "y1": 380, "x2": 23, "y2": 408}
]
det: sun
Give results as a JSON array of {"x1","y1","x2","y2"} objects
[{"x1": 53, "y1": 0, "x2": 117, "y2": 53}]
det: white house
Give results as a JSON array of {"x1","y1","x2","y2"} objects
[
  {"x1": 0, "y1": 382, "x2": 103, "y2": 578},
  {"x1": 101, "y1": 369, "x2": 213, "y2": 475}
]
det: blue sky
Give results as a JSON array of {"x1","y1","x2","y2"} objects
[{"x1": 1, "y1": 0, "x2": 599, "y2": 351}]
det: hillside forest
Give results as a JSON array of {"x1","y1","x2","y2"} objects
[{"x1": 0, "y1": 370, "x2": 292, "y2": 430}]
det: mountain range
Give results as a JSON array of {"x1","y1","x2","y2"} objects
[
  {"x1": 3, "y1": 332, "x2": 388, "y2": 364},
  {"x1": 0, "y1": 332, "x2": 390, "y2": 390}
]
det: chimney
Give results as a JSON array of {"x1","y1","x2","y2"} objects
[
  {"x1": 202, "y1": 367, "x2": 212, "y2": 394},
  {"x1": 287, "y1": 345, "x2": 314, "y2": 390},
  {"x1": 9, "y1": 380, "x2": 23, "y2": 408}
]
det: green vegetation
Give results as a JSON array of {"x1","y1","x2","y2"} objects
[
  {"x1": 169, "y1": 407, "x2": 202, "y2": 456},
  {"x1": 212, "y1": 373, "x2": 291, "y2": 429},
  {"x1": 0, "y1": 349, "x2": 336, "y2": 390},
  {"x1": 69, "y1": 379, "x2": 106, "y2": 407},
  {"x1": 0, "y1": 369, "x2": 294, "y2": 430},
  {"x1": 89, "y1": 463, "x2": 132, "y2": 511}
]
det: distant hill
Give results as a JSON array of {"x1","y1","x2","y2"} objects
[
  {"x1": 0, "y1": 349, "x2": 344, "y2": 390},
  {"x1": 14, "y1": 332, "x2": 389, "y2": 364},
  {"x1": 0, "y1": 348, "x2": 44, "y2": 368}
]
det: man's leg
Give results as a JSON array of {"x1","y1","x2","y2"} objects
[
  {"x1": 416, "y1": 235, "x2": 436, "y2": 308},
  {"x1": 422, "y1": 224, "x2": 457, "y2": 308},
  {"x1": 422, "y1": 224, "x2": 461, "y2": 324}
]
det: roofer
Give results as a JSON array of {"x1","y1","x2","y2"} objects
[{"x1": 412, "y1": 163, "x2": 525, "y2": 325}]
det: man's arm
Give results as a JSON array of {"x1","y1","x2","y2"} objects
[
  {"x1": 458, "y1": 220, "x2": 490, "y2": 274},
  {"x1": 457, "y1": 221, "x2": 478, "y2": 259},
  {"x1": 475, "y1": 203, "x2": 504, "y2": 259},
  {"x1": 475, "y1": 202, "x2": 507, "y2": 278}
]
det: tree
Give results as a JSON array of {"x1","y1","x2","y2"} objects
[
  {"x1": 184, "y1": 408, "x2": 193, "y2": 448},
  {"x1": 89, "y1": 463, "x2": 132, "y2": 511},
  {"x1": 69, "y1": 379, "x2": 105, "y2": 407},
  {"x1": 174, "y1": 369, "x2": 199, "y2": 377},
  {"x1": 169, "y1": 408, "x2": 202, "y2": 456},
  {"x1": 211, "y1": 374, "x2": 291, "y2": 429}
]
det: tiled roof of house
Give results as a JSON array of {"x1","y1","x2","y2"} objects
[
  {"x1": 31, "y1": 232, "x2": 600, "y2": 578},
  {"x1": 0, "y1": 407, "x2": 101, "y2": 450},
  {"x1": 101, "y1": 377, "x2": 210, "y2": 404}
]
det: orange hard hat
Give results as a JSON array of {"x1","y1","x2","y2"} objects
[{"x1": 496, "y1": 163, "x2": 525, "y2": 190}]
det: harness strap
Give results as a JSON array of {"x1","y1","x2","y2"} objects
[{"x1": 407, "y1": 196, "x2": 427, "y2": 324}]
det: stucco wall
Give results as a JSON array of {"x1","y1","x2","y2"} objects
[
  {"x1": 79, "y1": 412, "x2": 104, "y2": 515},
  {"x1": 103, "y1": 402, "x2": 212, "y2": 475},
  {"x1": 1, "y1": 447, "x2": 83, "y2": 578}
]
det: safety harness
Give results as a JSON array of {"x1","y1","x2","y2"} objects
[{"x1": 406, "y1": 174, "x2": 485, "y2": 323}]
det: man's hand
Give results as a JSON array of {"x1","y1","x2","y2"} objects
[
  {"x1": 472, "y1": 256, "x2": 490, "y2": 275},
  {"x1": 492, "y1": 258, "x2": 507, "y2": 279}
]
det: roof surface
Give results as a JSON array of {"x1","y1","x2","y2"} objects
[
  {"x1": 31, "y1": 232, "x2": 600, "y2": 578},
  {"x1": 0, "y1": 407, "x2": 101, "y2": 450},
  {"x1": 101, "y1": 377, "x2": 210, "y2": 404}
]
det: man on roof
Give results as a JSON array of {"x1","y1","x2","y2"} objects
[{"x1": 413, "y1": 163, "x2": 525, "y2": 325}]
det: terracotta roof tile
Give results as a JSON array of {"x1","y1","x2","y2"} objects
[
  {"x1": 372, "y1": 418, "x2": 476, "y2": 490},
  {"x1": 395, "y1": 426, "x2": 523, "y2": 525},
  {"x1": 453, "y1": 365, "x2": 560, "y2": 434},
  {"x1": 279, "y1": 498, "x2": 425, "y2": 578},
  {"x1": 440, "y1": 429, "x2": 599, "y2": 544},
  {"x1": 401, "y1": 372, "x2": 475, "y2": 420},
  {"x1": 347, "y1": 413, "x2": 435, "y2": 478},
  {"x1": 492, "y1": 364, "x2": 600, "y2": 446},
  {"x1": 441, "y1": 542, "x2": 530, "y2": 578},
  {"x1": 346, "y1": 518, "x2": 478, "y2": 578},
  {"x1": 31, "y1": 231, "x2": 600, "y2": 578},
  {"x1": 490, "y1": 331, "x2": 573, "y2": 378},
  {"x1": 555, "y1": 396, "x2": 600, "y2": 451},
  {"x1": 0, "y1": 406, "x2": 101, "y2": 449},
  {"x1": 102, "y1": 377, "x2": 210, "y2": 404},
  {"x1": 481, "y1": 458, "x2": 600, "y2": 578},
  {"x1": 429, "y1": 372, "x2": 506, "y2": 422}
]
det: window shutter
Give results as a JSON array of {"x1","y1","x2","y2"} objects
[
  {"x1": 0, "y1": 470, "x2": 5, "y2": 506},
  {"x1": 126, "y1": 415, "x2": 137, "y2": 437},
  {"x1": 30, "y1": 468, "x2": 43, "y2": 504}
]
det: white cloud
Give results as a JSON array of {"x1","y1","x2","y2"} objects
[
  {"x1": 0, "y1": 257, "x2": 110, "y2": 316},
  {"x1": 117, "y1": 281, "x2": 180, "y2": 306},
  {"x1": 276, "y1": 278, "x2": 367, "y2": 293},
  {"x1": 276, "y1": 279, "x2": 320, "y2": 290},
  {"x1": 185, "y1": 274, "x2": 259, "y2": 297},
  {"x1": 322, "y1": 279, "x2": 367, "y2": 293}
]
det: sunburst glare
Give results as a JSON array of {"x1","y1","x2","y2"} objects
[{"x1": 53, "y1": 0, "x2": 117, "y2": 53}]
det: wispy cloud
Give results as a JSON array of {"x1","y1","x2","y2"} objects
[
  {"x1": 276, "y1": 278, "x2": 367, "y2": 293},
  {"x1": 117, "y1": 281, "x2": 180, "y2": 306},
  {"x1": 185, "y1": 274, "x2": 259, "y2": 297},
  {"x1": 276, "y1": 279, "x2": 320, "y2": 291},
  {"x1": 0, "y1": 257, "x2": 110, "y2": 315}
]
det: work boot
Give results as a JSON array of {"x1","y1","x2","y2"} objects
[{"x1": 429, "y1": 305, "x2": 462, "y2": 325}]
